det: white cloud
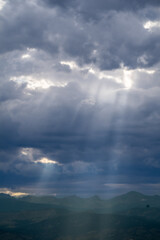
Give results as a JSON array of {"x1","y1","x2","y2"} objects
[
  {"x1": 21, "y1": 54, "x2": 31, "y2": 59},
  {"x1": 143, "y1": 20, "x2": 160, "y2": 31},
  {"x1": 35, "y1": 157, "x2": 62, "y2": 165},
  {"x1": 10, "y1": 75, "x2": 67, "y2": 89},
  {"x1": 0, "y1": 0, "x2": 6, "y2": 11}
]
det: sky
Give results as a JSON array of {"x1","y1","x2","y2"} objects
[{"x1": 1, "y1": 0, "x2": 160, "y2": 197}]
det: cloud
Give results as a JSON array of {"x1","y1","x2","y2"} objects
[
  {"x1": 44, "y1": 0, "x2": 160, "y2": 13},
  {"x1": 1, "y1": 0, "x2": 160, "y2": 70},
  {"x1": 1, "y1": 0, "x2": 160, "y2": 195},
  {"x1": 34, "y1": 157, "x2": 62, "y2": 165}
]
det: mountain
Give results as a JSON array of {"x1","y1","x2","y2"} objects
[
  {"x1": 21, "y1": 191, "x2": 160, "y2": 213},
  {"x1": 1, "y1": 192, "x2": 160, "y2": 239},
  {"x1": 105, "y1": 191, "x2": 150, "y2": 212},
  {"x1": 21, "y1": 194, "x2": 103, "y2": 211}
]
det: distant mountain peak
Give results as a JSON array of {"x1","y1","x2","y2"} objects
[
  {"x1": 125, "y1": 191, "x2": 144, "y2": 197},
  {"x1": 110, "y1": 191, "x2": 146, "y2": 203}
]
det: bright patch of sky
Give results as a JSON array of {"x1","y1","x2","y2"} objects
[
  {"x1": 144, "y1": 20, "x2": 160, "y2": 31},
  {"x1": 0, "y1": 0, "x2": 5, "y2": 11},
  {"x1": 35, "y1": 158, "x2": 62, "y2": 165},
  {"x1": 0, "y1": 188, "x2": 29, "y2": 197},
  {"x1": 10, "y1": 75, "x2": 67, "y2": 89}
]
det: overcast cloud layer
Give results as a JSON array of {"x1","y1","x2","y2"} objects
[{"x1": 1, "y1": 0, "x2": 160, "y2": 197}]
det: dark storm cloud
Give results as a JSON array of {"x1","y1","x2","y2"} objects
[
  {"x1": 0, "y1": 80, "x2": 26, "y2": 102},
  {"x1": 1, "y1": 80, "x2": 160, "y2": 170},
  {"x1": 1, "y1": 0, "x2": 160, "y2": 70},
  {"x1": 1, "y1": 70, "x2": 160, "y2": 176},
  {"x1": 43, "y1": 0, "x2": 75, "y2": 9},
  {"x1": 0, "y1": 0, "x2": 59, "y2": 54},
  {"x1": 44, "y1": 0, "x2": 160, "y2": 13}
]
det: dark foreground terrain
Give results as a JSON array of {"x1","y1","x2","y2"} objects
[{"x1": 1, "y1": 191, "x2": 160, "y2": 239}]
